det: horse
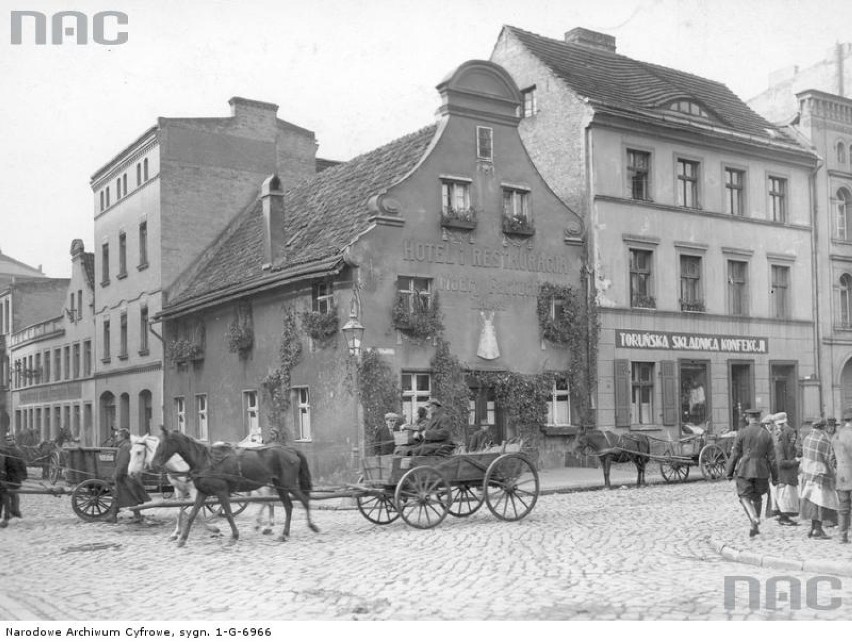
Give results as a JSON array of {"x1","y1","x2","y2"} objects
[
  {"x1": 127, "y1": 434, "x2": 221, "y2": 541},
  {"x1": 16, "y1": 426, "x2": 76, "y2": 480},
  {"x1": 150, "y1": 427, "x2": 318, "y2": 546},
  {"x1": 571, "y1": 429, "x2": 650, "y2": 489},
  {"x1": 235, "y1": 428, "x2": 276, "y2": 535}
]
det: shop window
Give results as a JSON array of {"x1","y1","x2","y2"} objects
[
  {"x1": 724, "y1": 168, "x2": 745, "y2": 216},
  {"x1": 770, "y1": 265, "x2": 790, "y2": 319},
  {"x1": 768, "y1": 176, "x2": 787, "y2": 223},
  {"x1": 545, "y1": 376, "x2": 571, "y2": 426},
  {"x1": 679, "y1": 255, "x2": 703, "y2": 311},
  {"x1": 402, "y1": 372, "x2": 431, "y2": 424},
  {"x1": 175, "y1": 397, "x2": 186, "y2": 434},
  {"x1": 727, "y1": 260, "x2": 749, "y2": 316},
  {"x1": 627, "y1": 149, "x2": 650, "y2": 200},
  {"x1": 681, "y1": 362, "x2": 709, "y2": 430},
  {"x1": 629, "y1": 248, "x2": 655, "y2": 308},
  {"x1": 476, "y1": 126, "x2": 493, "y2": 161},
  {"x1": 293, "y1": 387, "x2": 311, "y2": 441},
  {"x1": 676, "y1": 159, "x2": 700, "y2": 208},
  {"x1": 244, "y1": 390, "x2": 259, "y2": 435},
  {"x1": 196, "y1": 394, "x2": 208, "y2": 442}
]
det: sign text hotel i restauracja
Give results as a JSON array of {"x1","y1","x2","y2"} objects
[{"x1": 616, "y1": 330, "x2": 769, "y2": 354}]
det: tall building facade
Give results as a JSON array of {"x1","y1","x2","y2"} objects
[
  {"x1": 89, "y1": 97, "x2": 319, "y2": 441},
  {"x1": 492, "y1": 26, "x2": 820, "y2": 436}
]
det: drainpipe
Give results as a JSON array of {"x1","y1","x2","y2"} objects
[
  {"x1": 809, "y1": 156, "x2": 825, "y2": 415},
  {"x1": 584, "y1": 122, "x2": 597, "y2": 431}
]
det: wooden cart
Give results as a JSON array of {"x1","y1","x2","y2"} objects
[
  {"x1": 654, "y1": 429, "x2": 735, "y2": 483},
  {"x1": 354, "y1": 449, "x2": 540, "y2": 529}
]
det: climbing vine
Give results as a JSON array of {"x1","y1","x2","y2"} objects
[
  {"x1": 430, "y1": 338, "x2": 472, "y2": 445},
  {"x1": 391, "y1": 290, "x2": 444, "y2": 341},
  {"x1": 467, "y1": 370, "x2": 553, "y2": 447},
  {"x1": 260, "y1": 307, "x2": 302, "y2": 437},
  {"x1": 300, "y1": 304, "x2": 339, "y2": 346},
  {"x1": 356, "y1": 348, "x2": 402, "y2": 442}
]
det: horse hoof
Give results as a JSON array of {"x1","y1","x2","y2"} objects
[
  {"x1": 168, "y1": 534, "x2": 178, "y2": 541},
  {"x1": 176, "y1": 540, "x2": 186, "y2": 548},
  {"x1": 262, "y1": 527, "x2": 272, "y2": 535},
  {"x1": 227, "y1": 539, "x2": 238, "y2": 546},
  {"x1": 276, "y1": 535, "x2": 288, "y2": 542},
  {"x1": 309, "y1": 524, "x2": 320, "y2": 533}
]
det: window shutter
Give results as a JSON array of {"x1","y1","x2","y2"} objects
[
  {"x1": 614, "y1": 359, "x2": 631, "y2": 427},
  {"x1": 661, "y1": 360, "x2": 677, "y2": 426}
]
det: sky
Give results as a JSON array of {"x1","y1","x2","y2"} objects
[{"x1": 1, "y1": 0, "x2": 850, "y2": 278}]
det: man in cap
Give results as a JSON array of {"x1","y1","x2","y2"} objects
[
  {"x1": 726, "y1": 409, "x2": 779, "y2": 537},
  {"x1": 372, "y1": 412, "x2": 397, "y2": 456},
  {"x1": 772, "y1": 412, "x2": 800, "y2": 526},
  {"x1": 411, "y1": 399, "x2": 453, "y2": 456},
  {"x1": 799, "y1": 418, "x2": 839, "y2": 539},
  {"x1": 832, "y1": 408, "x2": 852, "y2": 544},
  {"x1": 0, "y1": 433, "x2": 27, "y2": 521}
]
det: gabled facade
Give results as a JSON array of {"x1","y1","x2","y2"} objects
[
  {"x1": 8, "y1": 240, "x2": 96, "y2": 443},
  {"x1": 89, "y1": 97, "x2": 321, "y2": 443},
  {"x1": 160, "y1": 60, "x2": 585, "y2": 479},
  {"x1": 492, "y1": 26, "x2": 820, "y2": 436}
]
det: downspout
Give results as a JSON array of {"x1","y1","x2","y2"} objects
[
  {"x1": 584, "y1": 120, "x2": 596, "y2": 430},
  {"x1": 809, "y1": 156, "x2": 825, "y2": 415}
]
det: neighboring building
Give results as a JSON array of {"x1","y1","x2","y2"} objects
[
  {"x1": 0, "y1": 248, "x2": 46, "y2": 290},
  {"x1": 8, "y1": 241, "x2": 96, "y2": 443},
  {"x1": 749, "y1": 47, "x2": 852, "y2": 416},
  {"x1": 89, "y1": 97, "x2": 322, "y2": 442},
  {"x1": 159, "y1": 60, "x2": 585, "y2": 478},
  {"x1": 492, "y1": 26, "x2": 820, "y2": 436}
]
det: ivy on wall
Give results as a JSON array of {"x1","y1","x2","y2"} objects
[
  {"x1": 430, "y1": 338, "x2": 472, "y2": 444},
  {"x1": 260, "y1": 307, "x2": 302, "y2": 438},
  {"x1": 391, "y1": 291, "x2": 444, "y2": 341},
  {"x1": 468, "y1": 370, "x2": 553, "y2": 447},
  {"x1": 356, "y1": 348, "x2": 402, "y2": 441},
  {"x1": 300, "y1": 304, "x2": 339, "y2": 346},
  {"x1": 226, "y1": 321, "x2": 254, "y2": 357}
]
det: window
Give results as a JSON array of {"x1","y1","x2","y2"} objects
[
  {"x1": 99, "y1": 190, "x2": 105, "y2": 212},
  {"x1": 669, "y1": 100, "x2": 708, "y2": 117},
  {"x1": 140, "y1": 306, "x2": 149, "y2": 354},
  {"x1": 476, "y1": 126, "x2": 493, "y2": 161},
  {"x1": 629, "y1": 248, "x2": 655, "y2": 308},
  {"x1": 70, "y1": 292, "x2": 76, "y2": 320},
  {"x1": 770, "y1": 265, "x2": 790, "y2": 319},
  {"x1": 101, "y1": 242, "x2": 110, "y2": 285},
  {"x1": 522, "y1": 86, "x2": 537, "y2": 118},
  {"x1": 502, "y1": 188, "x2": 530, "y2": 222},
  {"x1": 72, "y1": 343, "x2": 80, "y2": 379},
  {"x1": 105, "y1": 186, "x2": 110, "y2": 207},
  {"x1": 836, "y1": 189, "x2": 852, "y2": 240},
  {"x1": 631, "y1": 362, "x2": 654, "y2": 425},
  {"x1": 53, "y1": 349, "x2": 61, "y2": 381},
  {"x1": 728, "y1": 260, "x2": 749, "y2": 316},
  {"x1": 676, "y1": 159, "x2": 700, "y2": 208},
  {"x1": 196, "y1": 394, "x2": 208, "y2": 441},
  {"x1": 768, "y1": 176, "x2": 787, "y2": 223},
  {"x1": 118, "y1": 232, "x2": 127, "y2": 276},
  {"x1": 43, "y1": 350, "x2": 50, "y2": 381},
  {"x1": 441, "y1": 179, "x2": 471, "y2": 215},
  {"x1": 119, "y1": 312, "x2": 128, "y2": 358},
  {"x1": 103, "y1": 318, "x2": 111, "y2": 361},
  {"x1": 136, "y1": 162, "x2": 141, "y2": 186},
  {"x1": 138, "y1": 221, "x2": 148, "y2": 267},
  {"x1": 311, "y1": 282, "x2": 334, "y2": 314},
  {"x1": 116, "y1": 178, "x2": 121, "y2": 200},
  {"x1": 244, "y1": 390, "x2": 259, "y2": 434},
  {"x1": 143, "y1": 158, "x2": 149, "y2": 181},
  {"x1": 122, "y1": 173, "x2": 127, "y2": 197},
  {"x1": 839, "y1": 142, "x2": 846, "y2": 164},
  {"x1": 293, "y1": 387, "x2": 311, "y2": 441},
  {"x1": 77, "y1": 289, "x2": 83, "y2": 319},
  {"x1": 83, "y1": 340, "x2": 91, "y2": 376},
  {"x1": 175, "y1": 397, "x2": 186, "y2": 434},
  {"x1": 34, "y1": 353, "x2": 41, "y2": 384},
  {"x1": 546, "y1": 376, "x2": 571, "y2": 426},
  {"x1": 402, "y1": 372, "x2": 431, "y2": 424},
  {"x1": 724, "y1": 168, "x2": 745, "y2": 216},
  {"x1": 841, "y1": 274, "x2": 852, "y2": 327},
  {"x1": 63, "y1": 346, "x2": 70, "y2": 380},
  {"x1": 679, "y1": 255, "x2": 703, "y2": 311},
  {"x1": 627, "y1": 149, "x2": 650, "y2": 200},
  {"x1": 397, "y1": 276, "x2": 432, "y2": 314}
]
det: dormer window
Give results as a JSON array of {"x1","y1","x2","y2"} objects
[
  {"x1": 669, "y1": 100, "x2": 708, "y2": 118},
  {"x1": 476, "y1": 126, "x2": 493, "y2": 161}
]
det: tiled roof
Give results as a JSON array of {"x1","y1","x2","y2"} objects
[
  {"x1": 170, "y1": 124, "x2": 438, "y2": 306},
  {"x1": 504, "y1": 26, "x2": 788, "y2": 140}
]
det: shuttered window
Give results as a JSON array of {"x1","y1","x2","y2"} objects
[{"x1": 614, "y1": 359, "x2": 631, "y2": 427}]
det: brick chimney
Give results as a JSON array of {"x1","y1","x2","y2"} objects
[
  {"x1": 260, "y1": 175, "x2": 286, "y2": 267},
  {"x1": 228, "y1": 96, "x2": 279, "y2": 128},
  {"x1": 564, "y1": 27, "x2": 616, "y2": 53}
]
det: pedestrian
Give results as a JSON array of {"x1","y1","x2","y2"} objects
[
  {"x1": 371, "y1": 413, "x2": 397, "y2": 456},
  {"x1": 411, "y1": 399, "x2": 453, "y2": 456},
  {"x1": 771, "y1": 412, "x2": 800, "y2": 526},
  {"x1": 0, "y1": 433, "x2": 28, "y2": 521},
  {"x1": 831, "y1": 408, "x2": 852, "y2": 544},
  {"x1": 107, "y1": 429, "x2": 150, "y2": 524},
  {"x1": 725, "y1": 408, "x2": 779, "y2": 538},
  {"x1": 799, "y1": 418, "x2": 839, "y2": 539}
]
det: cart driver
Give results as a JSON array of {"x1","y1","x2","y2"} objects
[{"x1": 107, "y1": 429, "x2": 151, "y2": 524}]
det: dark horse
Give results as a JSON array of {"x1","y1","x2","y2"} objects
[
  {"x1": 151, "y1": 428, "x2": 319, "y2": 547},
  {"x1": 572, "y1": 429, "x2": 651, "y2": 489},
  {"x1": 16, "y1": 426, "x2": 76, "y2": 480}
]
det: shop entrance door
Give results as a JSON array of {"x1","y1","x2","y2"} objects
[
  {"x1": 679, "y1": 360, "x2": 710, "y2": 433},
  {"x1": 770, "y1": 362, "x2": 798, "y2": 428},
  {"x1": 729, "y1": 361, "x2": 754, "y2": 431}
]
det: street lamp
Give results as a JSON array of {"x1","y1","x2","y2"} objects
[{"x1": 341, "y1": 307, "x2": 365, "y2": 463}]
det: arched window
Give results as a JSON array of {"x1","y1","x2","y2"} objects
[
  {"x1": 841, "y1": 273, "x2": 852, "y2": 327},
  {"x1": 837, "y1": 188, "x2": 852, "y2": 240},
  {"x1": 839, "y1": 142, "x2": 847, "y2": 165}
]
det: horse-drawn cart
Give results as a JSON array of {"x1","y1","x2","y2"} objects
[
  {"x1": 653, "y1": 427, "x2": 735, "y2": 483},
  {"x1": 354, "y1": 449, "x2": 540, "y2": 529}
]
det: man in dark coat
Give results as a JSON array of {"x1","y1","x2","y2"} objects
[
  {"x1": 1, "y1": 434, "x2": 28, "y2": 520},
  {"x1": 411, "y1": 399, "x2": 453, "y2": 456},
  {"x1": 107, "y1": 429, "x2": 150, "y2": 524},
  {"x1": 772, "y1": 412, "x2": 800, "y2": 526},
  {"x1": 725, "y1": 408, "x2": 779, "y2": 537}
]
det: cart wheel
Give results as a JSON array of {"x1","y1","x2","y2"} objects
[
  {"x1": 356, "y1": 490, "x2": 400, "y2": 525},
  {"x1": 394, "y1": 466, "x2": 451, "y2": 529},
  {"x1": 48, "y1": 451, "x2": 62, "y2": 485},
  {"x1": 659, "y1": 449, "x2": 690, "y2": 483},
  {"x1": 71, "y1": 479, "x2": 113, "y2": 522},
  {"x1": 204, "y1": 493, "x2": 249, "y2": 517},
  {"x1": 699, "y1": 444, "x2": 728, "y2": 480},
  {"x1": 447, "y1": 482, "x2": 484, "y2": 518},
  {"x1": 484, "y1": 453, "x2": 540, "y2": 522}
]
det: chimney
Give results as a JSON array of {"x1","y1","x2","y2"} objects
[
  {"x1": 228, "y1": 96, "x2": 279, "y2": 127},
  {"x1": 260, "y1": 175, "x2": 286, "y2": 268},
  {"x1": 564, "y1": 27, "x2": 616, "y2": 53}
]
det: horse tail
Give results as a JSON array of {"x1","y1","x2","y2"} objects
[{"x1": 294, "y1": 449, "x2": 312, "y2": 496}]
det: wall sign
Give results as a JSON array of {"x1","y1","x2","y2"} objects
[
  {"x1": 616, "y1": 329, "x2": 768, "y2": 354},
  {"x1": 402, "y1": 239, "x2": 571, "y2": 275}
]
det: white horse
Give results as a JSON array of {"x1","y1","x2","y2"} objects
[
  {"x1": 235, "y1": 427, "x2": 276, "y2": 535},
  {"x1": 128, "y1": 434, "x2": 221, "y2": 541}
]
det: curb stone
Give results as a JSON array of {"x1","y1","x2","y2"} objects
[{"x1": 711, "y1": 538, "x2": 852, "y2": 578}]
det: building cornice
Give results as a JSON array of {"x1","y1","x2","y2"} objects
[
  {"x1": 91, "y1": 126, "x2": 159, "y2": 185},
  {"x1": 601, "y1": 306, "x2": 814, "y2": 327}
]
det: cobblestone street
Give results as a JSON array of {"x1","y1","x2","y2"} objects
[{"x1": 2, "y1": 477, "x2": 852, "y2": 621}]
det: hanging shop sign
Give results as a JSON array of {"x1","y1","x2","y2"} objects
[{"x1": 615, "y1": 329, "x2": 768, "y2": 354}]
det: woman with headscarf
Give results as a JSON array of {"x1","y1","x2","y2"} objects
[{"x1": 799, "y1": 418, "x2": 839, "y2": 539}]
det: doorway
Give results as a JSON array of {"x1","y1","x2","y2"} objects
[
  {"x1": 679, "y1": 360, "x2": 710, "y2": 433},
  {"x1": 729, "y1": 361, "x2": 754, "y2": 431},
  {"x1": 467, "y1": 382, "x2": 505, "y2": 447},
  {"x1": 770, "y1": 362, "x2": 798, "y2": 428}
]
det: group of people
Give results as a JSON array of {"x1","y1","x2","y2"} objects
[
  {"x1": 370, "y1": 398, "x2": 454, "y2": 457},
  {"x1": 726, "y1": 407, "x2": 852, "y2": 543}
]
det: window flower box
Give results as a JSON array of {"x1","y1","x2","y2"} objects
[
  {"x1": 631, "y1": 294, "x2": 656, "y2": 309},
  {"x1": 226, "y1": 322, "x2": 254, "y2": 356},
  {"x1": 680, "y1": 300, "x2": 705, "y2": 312},
  {"x1": 502, "y1": 214, "x2": 535, "y2": 236},
  {"x1": 167, "y1": 338, "x2": 203, "y2": 365},
  {"x1": 440, "y1": 208, "x2": 477, "y2": 230}
]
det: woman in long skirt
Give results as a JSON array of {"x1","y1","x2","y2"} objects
[{"x1": 799, "y1": 419, "x2": 839, "y2": 539}]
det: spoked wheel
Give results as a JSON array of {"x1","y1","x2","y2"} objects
[
  {"x1": 394, "y1": 466, "x2": 451, "y2": 529},
  {"x1": 699, "y1": 444, "x2": 728, "y2": 480},
  {"x1": 71, "y1": 479, "x2": 113, "y2": 522},
  {"x1": 659, "y1": 449, "x2": 690, "y2": 483},
  {"x1": 447, "y1": 482, "x2": 484, "y2": 518},
  {"x1": 483, "y1": 453, "x2": 540, "y2": 522},
  {"x1": 356, "y1": 490, "x2": 400, "y2": 525},
  {"x1": 203, "y1": 493, "x2": 250, "y2": 517},
  {"x1": 48, "y1": 451, "x2": 62, "y2": 485}
]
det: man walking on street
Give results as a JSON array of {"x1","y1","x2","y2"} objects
[
  {"x1": 726, "y1": 408, "x2": 779, "y2": 538},
  {"x1": 772, "y1": 412, "x2": 800, "y2": 526},
  {"x1": 832, "y1": 409, "x2": 852, "y2": 544}
]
